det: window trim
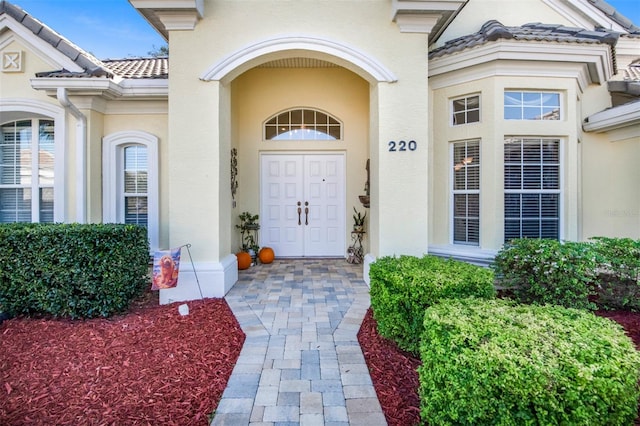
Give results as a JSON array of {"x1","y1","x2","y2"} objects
[
  {"x1": 503, "y1": 137, "x2": 564, "y2": 242},
  {"x1": 103, "y1": 131, "x2": 159, "y2": 251},
  {"x1": 450, "y1": 94, "x2": 481, "y2": 126},
  {"x1": 0, "y1": 98, "x2": 65, "y2": 222},
  {"x1": 450, "y1": 139, "x2": 481, "y2": 246}
]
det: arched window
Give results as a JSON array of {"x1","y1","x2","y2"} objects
[
  {"x1": 103, "y1": 131, "x2": 158, "y2": 251},
  {"x1": 0, "y1": 119, "x2": 55, "y2": 223},
  {"x1": 264, "y1": 108, "x2": 342, "y2": 140}
]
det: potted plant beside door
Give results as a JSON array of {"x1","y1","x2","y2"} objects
[
  {"x1": 236, "y1": 211, "x2": 260, "y2": 267},
  {"x1": 352, "y1": 207, "x2": 366, "y2": 232}
]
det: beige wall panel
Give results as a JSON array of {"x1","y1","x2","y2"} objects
[
  {"x1": 0, "y1": 39, "x2": 58, "y2": 103},
  {"x1": 86, "y1": 110, "x2": 104, "y2": 224},
  {"x1": 581, "y1": 136, "x2": 640, "y2": 239}
]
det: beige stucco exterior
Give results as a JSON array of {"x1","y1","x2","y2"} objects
[{"x1": 1, "y1": 0, "x2": 638, "y2": 303}]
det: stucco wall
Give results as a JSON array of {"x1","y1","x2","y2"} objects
[
  {"x1": 581, "y1": 135, "x2": 640, "y2": 239},
  {"x1": 166, "y1": 0, "x2": 431, "y2": 262}
]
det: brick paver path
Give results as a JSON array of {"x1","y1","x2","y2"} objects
[{"x1": 211, "y1": 259, "x2": 387, "y2": 426}]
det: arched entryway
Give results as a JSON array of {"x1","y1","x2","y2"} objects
[{"x1": 201, "y1": 35, "x2": 395, "y2": 261}]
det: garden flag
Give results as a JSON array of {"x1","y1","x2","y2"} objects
[{"x1": 151, "y1": 247, "x2": 181, "y2": 290}]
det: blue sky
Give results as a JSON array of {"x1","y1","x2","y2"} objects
[{"x1": 10, "y1": 0, "x2": 640, "y2": 60}]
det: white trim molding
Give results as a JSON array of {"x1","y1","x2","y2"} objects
[
  {"x1": 102, "y1": 130, "x2": 160, "y2": 251},
  {"x1": 200, "y1": 35, "x2": 398, "y2": 84},
  {"x1": 429, "y1": 41, "x2": 613, "y2": 92},
  {"x1": 130, "y1": 0, "x2": 204, "y2": 38}
]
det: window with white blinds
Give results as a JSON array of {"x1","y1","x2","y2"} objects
[
  {"x1": 264, "y1": 108, "x2": 342, "y2": 140},
  {"x1": 504, "y1": 91, "x2": 560, "y2": 120},
  {"x1": 452, "y1": 140, "x2": 480, "y2": 245},
  {"x1": 122, "y1": 145, "x2": 148, "y2": 226},
  {"x1": 0, "y1": 119, "x2": 54, "y2": 223},
  {"x1": 452, "y1": 95, "x2": 480, "y2": 125},
  {"x1": 504, "y1": 138, "x2": 560, "y2": 242}
]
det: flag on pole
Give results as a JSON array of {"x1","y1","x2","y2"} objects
[{"x1": 151, "y1": 247, "x2": 181, "y2": 290}]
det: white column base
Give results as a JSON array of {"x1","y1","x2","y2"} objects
[
  {"x1": 159, "y1": 253, "x2": 238, "y2": 304},
  {"x1": 363, "y1": 253, "x2": 376, "y2": 287}
]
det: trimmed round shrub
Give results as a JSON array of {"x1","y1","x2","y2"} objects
[
  {"x1": 418, "y1": 298, "x2": 640, "y2": 425},
  {"x1": 369, "y1": 255, "x2": 495, "y2": 356}
]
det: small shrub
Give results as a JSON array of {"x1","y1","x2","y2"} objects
[
  {"x1": 369, "y1": 255, "x2": 495, "y2": 356},
  {"x1": 0, "y1": 223, "x2": 149, "y2": 319},
  {"x1": 590, "y1": 237, "x2": 640, "y2": 311},
  {"x1": 419, "y1": 298, "x2": 640, "y2": 425},
  {"x1": 493, "y1": 238, "x2": 597, "y2": 310}
]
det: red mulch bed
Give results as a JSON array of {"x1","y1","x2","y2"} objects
[
  {"x1": 0, "y1": 294, "x2": 245, "y2": 426},
  {"x1": 358, "y1": 307, "x2": 640, "y2": 426}
]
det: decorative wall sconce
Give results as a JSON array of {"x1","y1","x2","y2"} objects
[{"x1": 231, "y1": 148, "x2": 238, "y2": 206}]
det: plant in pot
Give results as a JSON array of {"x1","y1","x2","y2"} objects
[
  {"x1": 352, "y1": 207, "x2": 366, "y2": 232},
  {"x1": 236, "y1": 211, "x2": 260, "y2": 264}
]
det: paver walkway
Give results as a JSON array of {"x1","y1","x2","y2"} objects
[{"x1": 211, "y1": 259, "x2": 387, "y2": 426}]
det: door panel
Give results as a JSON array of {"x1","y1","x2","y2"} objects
[{"x1": 260, "y1": 154, "x2": 345, "y2": 257}]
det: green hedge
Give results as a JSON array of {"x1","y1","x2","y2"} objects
[
  {"x1": 0, "y1": 223, "x2": 149, "y2": 319},
  {"x1": 418, "y1": 298, "x2": 640, "y2": 425},
  {"x1": 590, "y1": 237, "x2": 640, "y2": 311},
  {"x1": 369, "y1": 255, "x2": 495, "y2": 356},
  {"x1": 493, "y1": 238, "x2": 640, "y2": 311}
]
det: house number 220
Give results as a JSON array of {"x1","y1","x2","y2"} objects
[{"x1": 388, "y1": 140, "x2": 417, "y2": 152}]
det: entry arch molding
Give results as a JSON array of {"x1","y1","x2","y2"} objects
[{"x1": 199, "y1": 34, "x2": 398, "y2": 85}]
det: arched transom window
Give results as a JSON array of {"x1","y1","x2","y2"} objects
[{"x1": 264, "y1": 108, "x2": 342, "y2": 140}]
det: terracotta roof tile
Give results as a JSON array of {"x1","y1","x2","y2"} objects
[
  {"x1": 102, "y1": 57, "x2": 168, "y2": 79},
  {"x1": 429, "y1": 20, "x2": 619, "y2": 58}
]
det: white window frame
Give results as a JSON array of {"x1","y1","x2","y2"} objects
[
  {"x1": 0, "y1": 99, "x2": 65, "y2": 222},
  {"x1": 450, "y1": 139, "x2": 480, "y2": 246},
  {"x1": 451, "y1": 94, "x2": 480, "y2": 126},
  {"x1": 504, "y1": 91, "x2": 561, "y2": 121},
  {"x1": 503, "y1": 137, "x2": 563, "y2": 242},
  {"x1": 103, "y1": 131, "x2": 159, "y2": 251},
  {"x1": 264, "y1": 107, "x2": 343, "y2": 140}
]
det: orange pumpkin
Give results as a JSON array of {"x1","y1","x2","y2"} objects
[
  {"x1": 258, "y1": 247, "x2": 275, "y2": 264},
  {"x1": 236, "y1": 251, "x2": 252, "y2": 270}
]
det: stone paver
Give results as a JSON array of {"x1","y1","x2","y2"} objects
[{"x1": 211, "y1": 259, "x2": 386, "y2": 426}]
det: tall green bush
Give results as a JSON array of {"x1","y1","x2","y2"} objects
[
  {"x1": 369, "y1": 255, "x2": 495, "y2": 356},
  {"x1": 0, "y1": 223, "x2": 149, "y2": 319},
  {"x1": 590, "y1": 237, "x2": 640, "y2": 311},
  {"x1": 493, "y1": 238, "x2": 597, "y2": 310},
  {"x1": 419, "y1": 298, "x2": 640, "y2": 425}
]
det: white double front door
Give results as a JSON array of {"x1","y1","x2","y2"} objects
[{"x1": 260, "y1": 153, "x2": 345, "y2": 257}]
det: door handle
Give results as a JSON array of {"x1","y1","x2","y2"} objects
[
  {"x1": 297, "y1": 201, "x2": 302, "y2": 225},
  {"x1": 304, "y1": 201, "x2": 309, "y2": 225}
]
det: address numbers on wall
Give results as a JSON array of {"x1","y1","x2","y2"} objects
[{"x1": 388, "y1": 140, "x2": 417, "y2": 152}]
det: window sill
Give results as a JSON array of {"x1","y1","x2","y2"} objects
[{"x1": 428, "y1": 244, "x2": 497, "y2": 267}]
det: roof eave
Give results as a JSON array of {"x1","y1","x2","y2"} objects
[
  {"x1": 30, "y1": 77, "x2": 168, "y2": 100},
  {"x1": 583, "y1": 100, "x2": 640, "y2": 132}
]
